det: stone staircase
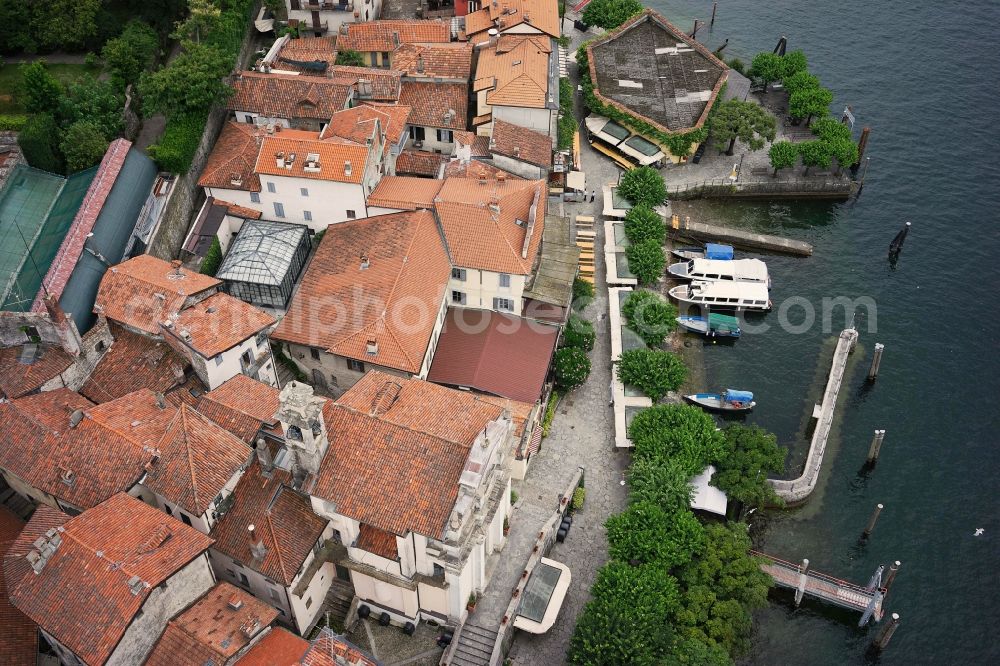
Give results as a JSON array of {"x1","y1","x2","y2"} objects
[
  {"x1": 449, "y1": 623, "x2": 498, "y2": 666},
  {"x1": 320, "y1": 577, "x2": 355, "y2": 630}
]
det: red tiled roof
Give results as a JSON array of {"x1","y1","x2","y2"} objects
[
  {"x1": 337, "y1": 20, "x2": 450, "y2": 54},
  {"x1": 356, "y1": 524, "x2": 398, "y2": 560},
  {"x1": 145, "y1": 582, "x2": 278, "y2": 666},
  {"x1": 394, "y1": 149, "x2": 447, "y2": 177},
  {"x1": 196, "y1": 374, "x2": 282, "y2": 443},
  {"x1": 399, "y1": 81, "x2": 467, "y2": 129},
  {"x1": 274, "y1": 36, "x2": 337, "y2": 74},
  {"x1": 328, "y1": 66, "x2": 401, "y2": 102},
  {"x1": 236, "y1": 626, "x2": 308, "y2": 666},
  {"x1": 391, "y1": 41, "x2": 473, "y2": 79},
  {"x1": 465, "y1": 0, "x2": 561, "y2": 40},
  {"x1": 210, "y1": 463, "x2": 328, "y2": 586},
  {"x1": 3, "y1": 494, "x2": 213, "y2": 666},
  {"x1": 301, "y1": 628, "x2": 379, "y2": 666},
  {"x1": 0, "y1": 343, "x2": 73, "y2": 399},
  {"x1": 228, "y1": 72, "x2": 352, "y2": 121},
  {"x1": 491, "y1": 119, "x2": 552, "y2": 168},
  {"x1": 167, "y1": 292, "x2": 275, "y2": 359},
  {"x1": 198, "y1": 121, "x2": 263, "y2": 192},
  {"x1": 256, "y1": 130, "x2": 371, "y2": 184},
  {"x1": 367, "y1": 175, "x2": 444, "y2": 210},
  {"x1": 314, "y1": 372, "x2": 503, "y2": 538},
  {"x1": 272, "y1": 211, "x2": 450, "y2": 374},
  {"x1": 442, "y1": 158, "x2": 522, "y2": 180},
  {"x1": 94, "y1": 255, "x2": 220, "y2": 336},
  {"x1": 427, "y1": 308, "x2": 559, "y2": 403},
  {"x1": 479, "y1": 394, "x2": 534, "y2": 438},
  {"x1": 320, "y1": 104, "x2": 411, "y2": 157},
  {"x1": 215, "y1": 199, "x2": 263, "y2": 220},
  {"x1": 165, "y1": 374, "x2": 208, "y2": 408},
  {"x1": 433, "y1": 176, "x2": 547, "y2": 274},
  {"x1": 475, "y1": 36, "x2": 551, "y2": 109},
  {"x1": 80, "y1": 323, "x2": 189, "y2": 404},
  {"x1": 0, "y1": 508, "x2": 36, "y2": 666}
]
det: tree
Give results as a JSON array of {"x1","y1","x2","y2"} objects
[
  {"x1": 783, "y1": 70, "x2": 819, "y2": 96},
  {"x1": 779, "y1": 50, "x2": 808, "y2": 79},
  {"x1": 627, "y1": 404, "x2": 724, "y2": 475},
  {"x1": 18, "y1": 114, "x2": 63, "y2": 173},
  {"x1": 139, "y1": 43, "x2": 232, "y2": 117},
  {"x1": 827, "y1": 136, "x2": 859, "y2": 174},
  {"x1": 663, "y1": 635, "x2": 731, "y2": 666},
  {"x1": 173, "y1": 0, "x2": 222, "y2": 44},
  {"x1": 562, "y1": 314, "x2": 596, "y2": 351},
  {"x1": 60, "y1": 120, "x2": 109, "y2": 172},
  {"x1": 30, "y1": 0, "x2": 100, "y2": 51},
  {"x1": 607, "y1": 500, "x2": 704, "y2": 568},
  {"x1": 58, "y1": 78, "x2": 124, "y2": 138},
  {"x1": 103, "y1": 21, "x2": 160, "y2": 89},
  {"x1": 768, "y1": 140, "x2": 798, "y2": 177},
  {"x1": 581, "y1": 0, "x2": 643, "y2": 30},
  {"x1": 619, "y1": 166, "x2": 666, "y2": 207},
  {"x1": 0, "y1": 1, "x2": 34, "y2": 53},
  {"x1": 335, "y1": 49, "x2": 367, "y2": 67},
  {"x1": 201, "y1": 236, "x2": 223, "y2": 275},
  {"x1": 554, "y1": 347, "x2": 590, "y2": 389},
  {"x1": 710, "y1": 99, "x2": 776, "y2": 156},
  {"x1": 622, "y1": 289, "x2": 676, "y2": 347},
  {"x1": 616, "y1": 348, "x2": 687, "y2": 402},
  {"x1": 810, "y1": 116, "x2": 852, "y2": 142},
  {"x1": 623, "y1": 205, "x2": 665, "y2": 245},
  {"x1": 711, "y1": 424, "x2": 786, "y2": 510},
  {"x1": 799, "y1": 139, "x2": 832, "y2": 175},
  {"x1": 749, "y1": 52, "x2": 783, "y2": 92},
  {"x1": 789, "y1": 85, "x2": 833, "y2": 125},
  {"x1": 628, "y1": 457, "x2": 694, "y2": 513},
  {"x1": 626, "y1": 238, "x2": 665, "y2": 285},
  {"x1": 19, "y1": 62, "x2": 64, "y2": 115}
]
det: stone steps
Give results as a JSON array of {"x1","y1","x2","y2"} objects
[{"x1": 449, "y1": 623, "x2": 497, "y2": 666}]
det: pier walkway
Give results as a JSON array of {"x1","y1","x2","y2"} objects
[
  {"x1": 770, "y1": 327, "x2": 858, "y2": 504},
  {"x1": 667, "y1": 215, "x2": 814, "y2": 256}
]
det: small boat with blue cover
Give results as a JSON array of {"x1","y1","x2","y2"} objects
[
  {"x1": 684, "y1": 389, "x2": 755, "y2": 413},
  {"x1": 672, "y1": 243, "x2": 734, "y2": 261},
  {"x1": 676, "y1": 313, "x2": 742, "y2": 338}
]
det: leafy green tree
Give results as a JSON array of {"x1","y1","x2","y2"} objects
[
  {"x1": 799, "y1": 139, "x2": 832, "y2": 175},
  {"x1": 617, "y1": 348, "x2": 687, "y2": 401},
  {"x1": 711, "y1": 424, "x2": 786, "y2": 510},
  {"x1": 625, "y1": 238, "x2": 665, "y2": 285},
  {"x1": 810, "y1": 116, "x2": 852, "y2": 143},
  {"x1": 201, "y1": 236, "x2": 223, "y2": 275},
  {"x1": 619, "y1": 166, "x2": 666, "y2": 207},
  {"x1": 628, "y1": 456, "x2": 695, "y2": 512},
  {"x1": 103, "y1": 21, "x2": 160, "y2": 89},
  {"x1": 58, "y1": 78, "x2": 124, "y2": 138},
  {"x1": 710, "y1": 99, "x2": 776, "y2": 156},
  {"x1": 622, "y1": 289, "x2": 676, "y2": 346},
  {"x1": 31, "y1": 0, "x2": 101, "y2": 51},
  {"x1": 60, "y1": 120, "x2": 109, "y2": 172},
  {"x1": 569, "y1": 562, "x2": 680, "y2": 665},
  {"x1": 17, "y1": 114, "x2": 63, "y2": 173},
  {"x1": 782, "y1": 70, "x2": 819, "y2": 96},
  {"x1": 19, "y1": 62, "x2": 63, "y2": 115},
  {"x1": 606, "y1": 500, "x2": 704, "y2": 568},
  {"x1": 139, "y1": 43, "x2": 232, "y2": 117},
  {"x1": 789, "y1": 85, "x2": 833, "y2": 125},
  {"x1": 572, "y1": 275, "x2": 594, "y2": 301},
  {"x1": 623, "y1": 204, "x2": 665, "y2": 245},
  {"x1": 0, "y1": 1, "x2": 34, "y2": 53},
  {"x1": 553, "y1": 347, "x2": 591, "y2": 389},
  {"x1": 173, "y1": 0, "x2": 222, "y2": 44},
  {"x1": 581, "y1": 0, "x2": 643, "y2": 30},
  {"x1": 779, "y1": 50, "x2": 808, "y2": 79},
  {"x1": 749, "y1": 52, "x2": 783, "y2": 91},
  {"x1": 335, "y1": 49, "x2": 367, "y2": 67},
  {"x1": 628, "y1": 404, "x2": 724, "y2": 475},
  {"x1": 725, "y1": 58, "x2": 746, "y2": 76},
  {"x1": 562, "y1": 314, "x2": 596, "y2": 351},
  {"x1": 663, "y1": 634, "x2": 731, "y2": 666},
  {"x1": 828, "y1": 136, "x2": 859, "y2": 174},
  {"x1": 768, "y1": 140, "x2": 798, "y2": 177}
]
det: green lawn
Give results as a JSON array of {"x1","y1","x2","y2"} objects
[{"x1": 0, "y1": 63, "x2": 103, "y2": 114}]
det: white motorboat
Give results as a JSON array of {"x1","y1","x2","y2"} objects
[
  {"x1": 668, "y1": 257, "x2": 770, "y2": 285},
  {"x1": 668, "y1": 280, "x2": 771, "y2": 311}
]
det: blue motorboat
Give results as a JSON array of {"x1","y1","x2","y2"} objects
[
  {"x1": 684, "y1": 389, "x2": 755, "y2": 413},
  {"x1": 676, "y1": 313, "x2": 742, "y2": 338},
  {"x1": 671, "y1": 243, "x2": 734, "y2": 261}
]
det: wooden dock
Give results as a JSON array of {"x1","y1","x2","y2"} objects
[
  {"x1": 668, "y1": 215, "x2": 813, "y2": 256},
  {"x1": 753, "y1": 550, "x2": 884, "y2": 623},
  {"x1": 770, "y1": 328, "x2": 858, "y2": 505}
]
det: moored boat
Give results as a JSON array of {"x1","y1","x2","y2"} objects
[
  {"x1": 676, "y1": 313, "x2": 742, "y2": 338},
  {"x1": 671, "y1": 243, "x2": 734, "y2": 261},
  {"x1": 669, "y1": 280, "x2": 771, "y2": 311},
  {"x1": 684, "y1": 389, "x2": 755, "y2": 413},
  {"x1": 667, "y1": 257, "x2": 769, "y2": 284}
]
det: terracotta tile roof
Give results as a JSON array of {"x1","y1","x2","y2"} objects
[
  {"x1": 391, "y1": 42, "x2": 473, "y2": 79},
  {"x1": 314, "y1": 372, "x2": 503, "y2": 538},
  {"x1": 337, "y1": 20, "x2": 450, "y2": 53},
  {"x1": 433, "y1": 176, "x2": 547, "y2": 274},
  {"x1": 399, "y1": 81, "x2": 467, "y2": 129},
  {"x1": 210, "y1": 463, "x2": 328, "y2": 586},
  {"x1": 274, "y1": 36, "x2": 338, "y2": 73},
  {"x1": 215, "y1": 199, "x2": 263, "y2": 220},
  {"x1": 478, "y1": 394, "x2": 534, "y2": 437},
  {"x1": 256, "y1": 131, "x2": 371, "y2": 184},
  {"x1": 3, "y1": 494, "x2": 213, "y2": 666},
  {"x1": 465, "y1": 0, "x2": 560, "y2": 39},
  {"x1": 165, "y1": 375, "x2": 208, "y2": 408},
  {"x1": 328, "y1": 66, "x2": 402, "y2": 102},
  {"x1": 490, "y1": 119, "x2": 552, "y2": 168},
  {"x1": 167, "y1": 292, "x2": 275, "y2": 358},
  {"x1": 427, "y1": 308, "x2": 559, "y2": 403},
  {"x1": 394, "y1": 149, "x2": 447, "y2": 177},
  {"x1": 321, "y1": 104, "x2": 411, "y2": 158},
  {"x1": 80, "y1": 323, "x2": 189, "y2": 404},
  {"x1": 475, "y1": 36, "x2": 552, "y2": 109},
  {"x1": 0, "y1": 343, "x2": 73, "y2": 399},
  {"x1": 356, "y1": 102, "x2": 413, "y2": 160},
  {"x1": 272, "y1": 211, "x2": 450, "y2": 374},
  {"x1": 95, "y1": 255, "x2": 220, "y2": 336},
  {"x1": 0, "y1": 508, "x2": 36, "y2": 666},
  {"x1": 236, "y1": 626, "x2": 308, "y2": 666},
  {"x1": 198, "y1": 121, "x2": 263, "y2": 192},
  {"x1": 145, "y1": 582, "x2": 278, "y2": 666},
  {"x1": 442, "y1": 158, "x2": 522, "y2": 180},
  {"x1": 228, "y1": 72, "x2": 352, "y2": 121},
  {"x1": 196, "y1": 374, "x2": 282, "y2": 443},
  {"x1": 301, "y1": 628, "x2": 379, "y2": 666},
  {"x1": 367, "y1": 175, "x2": 444, "y2": 210},
  {"x1": 143, "y1": 406, "x2": 253, "y2": 516},
  {"x1": 356, "y1": 524, "x2": 398, "y2": 560}
]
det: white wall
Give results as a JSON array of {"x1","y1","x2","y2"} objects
[
  {"x1": 493, "y1": 105, "x2": 556, "y2": 139},
  {"x1": 203, "y1": 335, "x2": 278, "y2": 390},
  {"x1": 448, "y1": 269, "x2": 526, "y2": 314},
  {"x1": 351, "y1": 570, "x2": 420, "y2": 621},
  {"x1": 147, "y1": 462, "x2": 248, "y2": 535},
  {"x1": 407, "y1": 128, "x2": 455, "y2": 154},
  {"x1": 492, "y1": 153, "x2": 546, "y2": 180},
  {"x1": 234, "y1": 112, "x2": 290, "y2": 128},
  {"x1": 285, "y1": 0, "x2": 382, "y2": 27},
  {"x1": 209, "y1": 548, "x2": 296, "y2": 626}
]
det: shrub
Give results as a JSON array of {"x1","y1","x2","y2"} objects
[
  {"x1": 618, "y1": 166, "x2": 666, "y2": 207},
  {"x1": 554, "y1": 347, "x2": 591, "y2": 390},
  {"x1": 625, "y1": 238, "x2": 665, "y2": 285},
  {"x1": 148, "y1": 113, "x2": 204, "y2": 173},
  {"x1": 541, "y1": 391, "x2": 559, "y2": 437},
  {"x1": 627, "y1": 404, "x2": 725, "y2": 475},
  {"x1": 335, "y1": 49, "x2": 366, "y2": 67},
  {"x1": 572, "y1": 276, "x2": 594, "y2": 301},
  {"x1": 200, "y1": 236, "x2": 223, "y2": 275},
  {"x1": 726, "y1": 58, "x2": 746, "y2": 75},
  {"x1": 581, "y1": 0, "x2": 643, "y2": 30},
  {"x1": 616, "y1": 348, "x2": 686, "y2": 401},
  {"x1": 572, "y1": 487, "x2": 585, "y2": 510},
  {"x1": 623, "y1": 204, "x2": 665, "y2": 245},
  {"x1": 622, "y1": 289, "x2": 676, "y2": 346},
  {"x1": 60, "y1": 119, "x2": 109, "y2": 172},
  {"x1": 510, "y1": 489, "x2": 519, "y2": 505},
  {"x1": 17, "y1": 113, "x2": 63, "y2": 173},
  {"x1": 0, "y1": 115, "x2": 28, "y2": 131},
  {"x1": 557, "y1": 77, "x2": 575, "y2": 150},
  {"x1": 606, "y1": 500, "x2": 704, "y2": 568},
  {"x1": 628, "y1": 456, "x2": 695, "y2": 512},
  {"x1": 561, "y1": 314, "x2": 595, "y2": 351}
]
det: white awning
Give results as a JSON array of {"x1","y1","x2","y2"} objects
[
  {"x1": 566, "y1": 171, "x2": 586, "y2": 192},
  {"x1": 690, "y1": 465, "x2": 728, "y2": 516}
]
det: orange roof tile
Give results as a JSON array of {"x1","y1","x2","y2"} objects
[
  {"x1": 356, "y1": 524, "x2": 398, "y2": 560},
  {"x1": 433, "y1": 176, "x2": 547, "y2": 274},
  {"x1": 146, "y1": 582, "x2": 278, "y2": 666},
  {"x1": 272, "y1": 211, "x2": 450, "y2": 374},
  {"x1": 94, "y1": 256, "x2": 220, "y2": 336},
  {"x1": 0, "y1": 508, "x2": 36, "y2": 666},
  {"x1": 367, "y1": 175, "x2": 444, "y2": 210},
  {"x1": 442, "y1": 158, "x2": 522, "y2": 180},
  {"x1": 301, "y1": 628, "x2": 378, "y2": 666},
  {"x1": 0, "y1": 343, "x2": 73, "y2": 399},
  {"x1": 167, "y1": 292, "x2": 275, "y2": 358},
  {"x1": 214, "y1": 199, "x2": 264, "y2": 220},
  {"x1": 391, "y1": 41, "x2": 473, "y2": 79},
  {"x1": 256, "y1": 131, "x2": 371, "y2": 184},
  {"x1": 475, "y1": 36, "x2": 552, "y2": 109},
  {"x1": 3, "y1": 494, "x2": 213, "y2": 666},
  {"x1": 196, "y1": 374, "x2": 282, "y2": 443},
  {"x1": 320, "y1": 103, "x2": 411, "y2": 160},
  {"x1": 274, "y1": 36, "x2": 338, "y2": 73},
  {"x1": 490, "y1": 119, "x2": 552, "y2": 168},
  {"x1": 399, "y1": 81, "x2": 467, "y2": 129},
  {"x1": 328, "y1": 66, "x2": 402, "y2": 101},
  {"x1": 465, "y1": 0, "x2": 560, "y2": 40},
  {"x1": 337, "y1": 20, "x2": 450, "y2": 53},
  {"x1": 80, "y1": 323, "x2": 189, "y2": 404},
  {"x1": 198, "y1": 122, "x2": 263, "y2": 192},
  {"x1": 235, "y1": 626, "x2": 308, "y2": 666},
  {"x1": 394, "y1": 149, "x2": 447, "y2": 177},
  {"x1": 228, "y1": 71, "x2": 352, "y2": 121}
]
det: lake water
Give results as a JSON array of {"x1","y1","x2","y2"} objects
[{"x1": 646, "y1": 0, "x2": 1000, "y2": 663}]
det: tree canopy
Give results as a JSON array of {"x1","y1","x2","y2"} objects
[
  {"x1": 617, "y1": 349, "x2": 687, "y2": 402},
  {"x1": 827, "y1": 136, "x2": 859, "y2": 172},
  {"x1": 768, "y1": 140, "x2": 798, "y2": 176},
  {"x1": 749, "y1": 52, "x2": 783, "y2": 90},
  {"x1": 622, "y1": 289, "x2": 677, "y2": 347},
  {"x1": 60, "y1": 120, "x2": 110, "y2": 173},
  {"x1": 172, "y1": 0, "x2": 222, "y2": 44},
  {"x1": 779, "y1": 50, "x2": 808, "y2": 79},
  {"x1": 783, "y1": 70, "x2": 820, "y2": 96},
  {"x1": 581, "y1": 0, "x2": 644, "y2": 30},
  {"x1": 19, "y1": 62, "x2": 64, "y2": 115},
  {"x1": 789, "y1": 86, "x2": 833, "y2": 124},
  {"x1": 139, "y1": 42, "x2": 232, "y2": 117},
  {"x1": 628, "y1": 456, "x2": 695, "y2": 512},
  {"x1": 628, "y1": 404, "x2": 725, "y2": 475},
  {"x1": 710, "y1": 99, "x2": 776, "y2": 156},
  {"x1": 58, "y1": 78, "x2": 124, "y2": 139},
  {"x1": 625, "y1": 238, "x2": 666, "y2": 285},
  {"x1": 103, "y1": 21, "x2": 160, "y2": 89},
  {"x1": 623, "y1": 205, "x2": 665, "y2": 245},
  {"x1": 711, "y1": 424, "x2": 786, "y2": 509},
  {"x1": 17, "y1": 114, "x2": 63, "y2": 174},
  {"x1": 31, "y1": 0, "x2": 101, "y2": 51},
  {"x1": 607, "y1": 500, "x2": 704, "y2": 568},
  {"x1": 335, "y1": 49, "x2": 367, "y2": 67},
  {"x1": 619, "y1": 166, "x2": 667, "y2": 207},
  {"x1": 799, "y1": 139, "x2": 832, "y2": 173}
]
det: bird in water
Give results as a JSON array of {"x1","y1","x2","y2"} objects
[{"x1": 974, "y1": 528, "x2": 985, "y2": 536}]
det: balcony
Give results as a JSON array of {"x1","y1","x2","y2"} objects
[{"x1": 240, "y1": 350, "x2": 271, "y2": 381}]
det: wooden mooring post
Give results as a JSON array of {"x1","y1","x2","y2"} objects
[
  {"x1": 875, "y1": 613, "x2": 901, "y2": 650},
  {"x1": 884, "y1": 560, "x2": 901, "y2": 592},
  {"x1": 866, "y1": 429, "x2": 886, "y2": 464},
  {"x1": 711, "y1": 2, "x2": 717, "y2": 26},
  {"x1": 863, "y1": 503, "x2": 884, "y2": 538},
  {"x1": 867, "y1": 343, "x2": 884, "y2": 381}
]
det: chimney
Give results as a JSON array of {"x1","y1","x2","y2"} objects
[
  {"x1": 228, "y1": 594, "x2": 244, "y2": 611},
  {"x1": 275, "y1": 152, "x2": 285, "y2": 168},
  {"x1": 392, "y1": 31, "x2": 400, "y2": 47},
  {"x1": 416, "y1": 54, "x2": 424, "y2": 73},
  {"x1": 344, "y1": 160, "x2": 352, "y2": 176},
  {"x1": 256, "y1": 438, "x2": 273, "y2": 474},
  {"x1": 240, "y1": 615, "x2": 261, "y2": 638},
  {"x1": 359, "y1": 253, "x2": 369, "y2": 270},
  {"x1": 154, "y1": 393, "x2": 166, "y2": 409},
  {"x1": 248, "y1": 524, "x2": 267, "y2": 560},
  {"x1": 170, "y1": 260, "x2": 183, "y2": 277},
  {"x1": 366, "y1": 338, "x2": 378, "y2": 355},
  {"x1": 43, "y1": 294, "x2": 82, "y2": 357}
]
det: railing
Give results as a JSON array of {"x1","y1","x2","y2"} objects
[
  {"x1": 751, "y1": 550, "x2": 880, "y2": 596},
  {"x1": 666, "y1": 177, "x2": 854, "y2": 200}
]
